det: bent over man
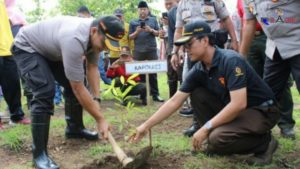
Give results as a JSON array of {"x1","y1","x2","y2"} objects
[{"x1": 12, "y1": 16, "x2": 124, "y2": 169}]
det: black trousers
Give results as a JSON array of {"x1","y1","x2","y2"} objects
[
  {"x1": 191, "y1": 87, "x2": 280, "y2": 155},
  {"x1": 133, "y1": 50, "x2": 159, "y2": 96},
  {"x1": 12, "y1": 46, "x2": 80, "y2": 115},
  {"x1": 167, "y1": 54, "x2": 182, "y2": 98},
  {"x1": 264, "y1": 49, "x2": 300, "y2": 96},
  {"x1": 114, "y1": 77, "x2": 147, "y2": 101},
  {"x1": 246, "y1": 35, "x2": 294, "y2": 130},
  {"x1": 11, "y1": 24, "x2": 33, "y2": 99},
  {"x1": 0, "y1": 56, "x2": 24, "y2": 121},
  {"x1": 264, "y1": 49, "x2": 300, "y2": 129}
]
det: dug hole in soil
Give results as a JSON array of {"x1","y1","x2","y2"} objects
[{"x1": 82, "y1": 151, "x2": 183, "y2": 169}]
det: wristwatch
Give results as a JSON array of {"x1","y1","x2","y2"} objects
[
  {"x1": 93, "y1": 97, "x2": 101, "y2": 103},
  {"x1": 203, "y1": 120, "x2": 213, "y2": 131}
]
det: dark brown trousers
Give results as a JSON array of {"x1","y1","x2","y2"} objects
[{"x1": 190, "y1": 87, "x2": 280, "y2": 155}]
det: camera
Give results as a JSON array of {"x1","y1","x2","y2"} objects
[
  {"x1": 162, "y1": 12, "x2": 168, "y2": 19},
  {"x1": 140, "y1": 21, "x2": 145, "y2": 28}
]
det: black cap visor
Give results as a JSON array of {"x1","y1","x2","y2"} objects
[{"x1": 174, "y1": 36, "x2": 193, "y2": 46}]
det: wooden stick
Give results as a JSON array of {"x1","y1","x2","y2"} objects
[{"x1": 107, "y1": 132, "x2": 133, "y2": 167}]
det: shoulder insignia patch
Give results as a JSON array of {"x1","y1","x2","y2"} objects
[{"x1": 235, "y1": 67, "x2": 244, "y2": 77}]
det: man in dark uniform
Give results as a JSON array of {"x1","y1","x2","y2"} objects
[
  {"x1": 130, "y1": 21, "x2": 280, "y2": 166},
  {"x1": 12, "y1": 16, "x2": 124, "y2": 169},
  {"x1": 170, "y1": 0, "x2": 239, "y2": 136}
]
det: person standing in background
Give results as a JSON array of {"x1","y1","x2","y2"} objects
[
  {"x1": 129, "y1": 1, "x2": 164, "y2": 102},
  {"x1": 238, "y1": 0, "x2": 300, "y2": 139},
  {"x1": 160, "y1": 0, "x2": 181, "y2": 98},
  {"x1": 109, "y1": 8, "x2": 134, "y2": 64},
  {"x1": 6, "y1": 0, "x2": 34, "y2": 111},
  {"x1": 0, "y1": 0, "x2": 30, "y2": 130}
]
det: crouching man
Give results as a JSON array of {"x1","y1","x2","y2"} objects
[
  {"x1": 129, "y1": 20, "x2": 280, "y2": 166},
  {"x1": 12, "y1": 16, "x2": 125, "y2": 169}
]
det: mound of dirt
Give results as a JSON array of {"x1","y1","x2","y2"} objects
[
  {"x1": 81, "y1": 151, "x2": 183, "y2": 169},
  {"x1": 82, "y1": 155, "x2": 121, "y2": 169}
]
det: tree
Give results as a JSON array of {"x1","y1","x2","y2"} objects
[
  {"x1": 25, "y1": 0, "x2": 46, "y2": 23},
  {"x1": 58, "y1": 0, "x2": 158, "y2": 23}
]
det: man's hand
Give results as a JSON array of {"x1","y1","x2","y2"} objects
[
  {"x1": 171, "y1": 50, "x2": 184, "y2": 70},
  {"x1": 192, "y1": 127, "x2": 210, "y2": 151},
  {"x1": 230, "y1": 40, "x2": 239, "y2": 51},
  {"x1": 96, "y1": 118, "x2": 110, "y2": 140},
  {"x1": 171, "y1": 53, "x2": 179, "y2": 70},
  {"x1": 136, "y1": 26, "x2": 143, "y2": 34},
  {"x1": 159, "y1": 29, "x2": 166, "y2": 39},
  {"x1": 144, "y1": 25, "x2": 153, "y2": 33},
  {"x1": 128, "y1": 124, "x2": 149, "y2": 143}
]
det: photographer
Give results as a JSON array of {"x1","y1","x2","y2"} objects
[{"x1": 129, "y1": 1, "x2": 164, "y2": 102}]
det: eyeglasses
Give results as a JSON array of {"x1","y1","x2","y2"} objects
[{"x1": 184, "y1": 38, "x2": 197, "y2": 49}]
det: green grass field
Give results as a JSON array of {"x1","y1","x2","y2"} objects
[{"x1": 0, "y1": 73, "x2": 299, "y2": 169}]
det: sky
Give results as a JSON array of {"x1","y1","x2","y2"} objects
[{"x1": 17, "y1": 0, "x2": 238, "y2": 15}]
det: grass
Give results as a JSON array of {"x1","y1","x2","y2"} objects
[
  {"x1": 0, "y1": 124, "x2": 30, "y2": 151},
  {"x1": 88, "y1": 143, "x2": 112, "y2": 157},
  {"x1": 0, "y1": 73, "x2": 299, "y2": 169}
]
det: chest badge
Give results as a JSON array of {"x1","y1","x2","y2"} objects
[{"x1": 218, "y1": 77, "x2": 226, "y2": 87}]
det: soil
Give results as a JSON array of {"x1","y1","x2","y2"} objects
[
  {"x1": 1, "y1": 99, "x2": 299, "y2": 169},
  {"x1": 82, "y1": 149, "x2": 185, "y2": 169},
  {"x1": 0, "y1": 100, "x2": 190, "y2": 169}
]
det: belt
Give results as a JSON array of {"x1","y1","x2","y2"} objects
[{"x1": 259, "y1": 100, "x2": 274, "y2": 107}]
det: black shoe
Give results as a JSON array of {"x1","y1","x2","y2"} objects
[
  {"x1": 65, "y1": 128, "x2": 99, "y2": 140},
  {"x1": 280, "y1": 128, "x2": 295, "y2": 140},
  {"x1": 152, "y1": 95, "x2": 164, "y2": 102},
  {"x1": 179, "y1": 108, "x2": 193, "y2": 117},
  {"x1": 183, "y1": 123, "x2": 200, "y2": 137},
  {"x1": 246, "y1": 135, "x2": 278, "y2": 166}
]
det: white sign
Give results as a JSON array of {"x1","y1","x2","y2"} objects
[{"x1": 125, "y1": 60, "x2": 167, "y2": 74}]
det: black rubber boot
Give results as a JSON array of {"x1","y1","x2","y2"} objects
[
  {"x1": 31, "y1": 114, "x2": 59, "y2": 169},
  {"x1": 64, "y1": 97, "x2": 98, "y2": 140}
]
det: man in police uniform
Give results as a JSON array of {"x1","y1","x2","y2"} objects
[
  {"x1": 171, "y1": 0, "x2": 239, "y2": 137},
  {"x1": 240, "y1": 0, "x2": 300, "y2": 139},
  {"x1": 130, "y1": 21, "x2": 280, "y2": 166},
  {"x1": 12, "y1": 16, "x2": 124, "y2": 169},
  {"x1": 237, "y1": 0, "x2": 295, "y2": 140}
]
